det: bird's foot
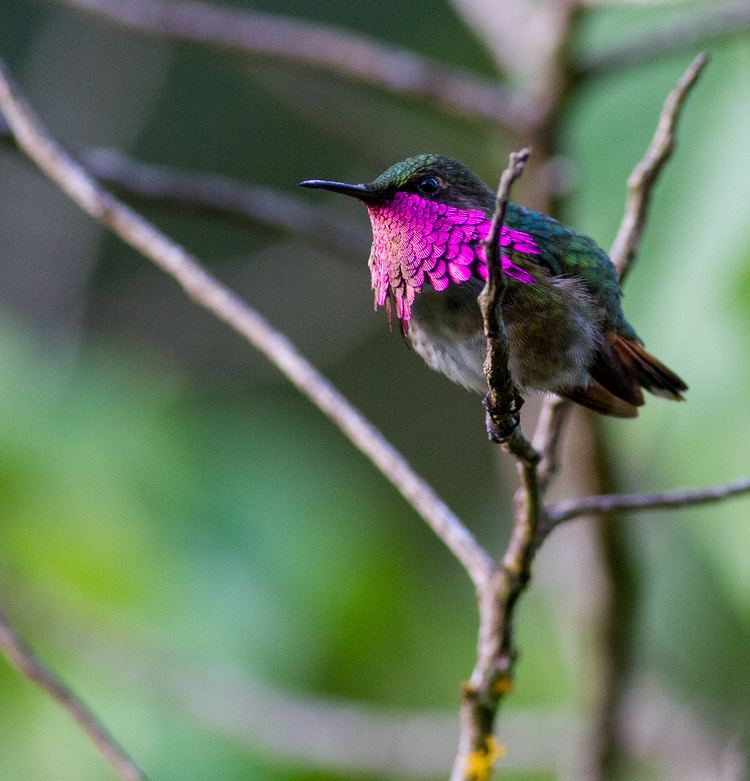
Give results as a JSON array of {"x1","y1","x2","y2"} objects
[{"x1": 483, "y1": 393, "x2": 524, "y2": 443}]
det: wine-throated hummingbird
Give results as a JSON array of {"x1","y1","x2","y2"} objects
[{"x1": 301, "y1": 155, "x2": 686, "y2": 417}]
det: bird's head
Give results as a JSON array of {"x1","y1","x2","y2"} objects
[
  {"x1": 300, "y1": 154, "x2": 493, "y2": 210},
  {"x1": 300, "y1": 155, "x2": 535, "y2": 328}
]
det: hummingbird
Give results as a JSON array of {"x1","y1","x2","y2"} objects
[{"x1": 300, "y1": 154, "x2": 686, "y2": 417}]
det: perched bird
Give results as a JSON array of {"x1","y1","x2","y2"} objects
[{"x1": 300, "y1": 154, "x2": 686, "y2": 417}]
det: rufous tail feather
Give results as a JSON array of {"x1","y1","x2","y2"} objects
[
  {"x1": 562, "y1": 380, "x2": 639, "y2": 418},
  {"x1": 563, "y1": 332, "x2": 686, "y2": 417},
  {"x1": 610, "y1": 332, "x2": 687, "y2": 401}
]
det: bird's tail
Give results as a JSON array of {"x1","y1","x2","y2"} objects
[
  {"x1": 562, "y1": 332, "x2": 687, "y2": 418},
  {"x1": 609, "y1": 332, "x2": 687, "y2": 401}
]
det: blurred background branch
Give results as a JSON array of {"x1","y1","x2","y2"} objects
[
  {"x1": 0, "y1": 608, "x2": 147, "y2": 781},
  {"x1": 578, "y1": 1, "x2": 750, "y2": 78},
  {"x1": 75, "y1": 148, "x2": 369, "y2": 257},
  {"x1": 55, "y1": 0, "x2": 538, "y2": 133},
  {"x1": 0, "y1": 121, "x2": 369, "y2": 255}
]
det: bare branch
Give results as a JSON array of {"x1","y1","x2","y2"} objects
[
  {"x1": 1, "y1": 116, "x2": 369, "y2": 255},
  {"x1": 580, "y1": 3, "x2": 750, "y2": 80},
  {"x1": 449, "y1": 47, "x2": 712, "y2": 781},
  {"x1": 533, "y1": 51, "x2": 713, "y2": 546},
  {"x1": 0, "y1": 58, "x2": 494, "y2": 590},
  {"x1": 609, "y1": 51, "x2": 707, "y2": 280},
  {"x1": 478, "y1": 146, "x2": 538, "y2": 461},
  {"x1": 55, "y1": 0, "x2": 539, "y2": 134},
  {"x1": 79, "y1": 148, "x2": 369, "y2": 255},
  {"x1": 83, "y1": 628, "x2": 573, "y2": 777},
  {"x1": 0, "y1": 608, "x2": 147, "y2": 781},
  {"x1": 0, "y1": 126, "x2": 370, "y2": 256},
  {"x1": 536, "y1": 55, "x2": 708, "y2": 490},
  {"x1": 531, "y1": 396, "x2": 570, "y2": 489},
  {"x1": 452, "y1": 149, "x2": 543, "y2": 781},
  {"x1": 547, "y1": 476, "x2": 750, "y2": 527},
  {"x1": 536, "y1": 53, "x2": 716, "y2": 773}
]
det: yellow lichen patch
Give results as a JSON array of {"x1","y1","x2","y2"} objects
[
  {"x1": 491, "y1": 676, "x2": 514, "y2": 696},
  {"x1": 465, "y1": 735, "x2": 506, "y2": 781}
]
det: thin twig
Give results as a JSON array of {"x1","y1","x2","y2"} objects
[
  {"x1": 451, "y1": 149, "x2": 542, "y2": 781},
  {"x1": 55, "y1": 0, "x2": 539, "y2": 134},
  {"x1": 478, "y1": 146, "x2": 537, "y2": 460},
  {"x1": 609, "y1": 51, "x2": 708, "y2": 280},
  {"x1": 579, "y1": 3, "x2": 750, "y2": 80},
  {"x1": 533, "y1": 52, "x2": 713, "y2": 547},
  {"x1": 531, "y1": 396, "x2": 570, "y2": 489},
  {"x1": 0, "y1": 608, "x2": 147, "y2": 781},
  {"x1": 0, "y1": 59, "x2": 493, "y2": 591},
  {"x1": 546, "y1": 476, "x2": 750, "y2": 528}
]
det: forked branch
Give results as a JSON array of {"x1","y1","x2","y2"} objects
[
  {"x1": 533, "y1": 51, "x2": 712, "y2": 540},
  {"x1": 454, "y1": 52, "x2": 742, "y2": 779},
  {"x1": 2, "y1": 33, "x2": 749, "y2": 781}
]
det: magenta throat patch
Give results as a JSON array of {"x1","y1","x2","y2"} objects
[{"x1": 367, "y1": 192, "x2": 538, "y2": 324}]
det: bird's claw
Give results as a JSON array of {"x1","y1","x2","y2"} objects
[
  {"x1": 485, "y1": 412, "x2": 519, "y2": 443},
  {"x1": 483, "y1": 394, "x2": 524, "y2": 443}
]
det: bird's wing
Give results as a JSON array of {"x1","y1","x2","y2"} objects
[{"x1": 503, "y1": 202, "x2": 629, "y2": 332}]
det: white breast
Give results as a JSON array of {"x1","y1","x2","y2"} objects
[{"x1": 407, "y1": 317, "x2": 487, "y2": 394}]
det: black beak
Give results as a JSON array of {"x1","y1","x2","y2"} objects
[{"x1": 299, "y1": 179, "x2": 376, "y2": 203}]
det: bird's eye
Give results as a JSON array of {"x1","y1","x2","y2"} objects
[{"x1": 417, "y1": 176, "x2": 441, "y2": 196}]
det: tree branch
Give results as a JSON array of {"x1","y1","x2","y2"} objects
[
  {"x1": 55, "y1": 0, "x2": 539, "y2": 134},
  {"x1": 478, "y1": 147, "x2": 536, "y2": 454},
  {"x1": 78, "y1": 148, "x2": 369, "y2": 256},
  {"x1": 531, "y1": 396, "x2": 570, "y2": 489},
  {"x1": 448, "y1": 48, "x2": 716, "y2": 781},
  {"x1": 533, "y1": 52, "x2": 713, "y2": 549},
  {"x1": 0, "y1": 120, "x2": 368, "y2": 257},
  {"x1": 0, "y1": 608, "x2": 147, "y2": 781},
  {"x1": 451, "y1": 149, "x2": 543, "y2": 781},
  {"x1": 546, "y1": 476, "x2": 750, "y2": 528},
  {"x1": 579, "y1": 3, "x2": 750, "y2": 81},
  {"x1": 75, "y1": 618, "x2": 574, "y2": 778},
  {"x1": 0, "y1": 59, "x2": 494, "y2": 593},
  {"x1": 609, "y1": 51, "x2": 707, "y2": 280}
]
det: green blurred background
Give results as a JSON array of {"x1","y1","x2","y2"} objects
[{"x1": 1, "y1": 1, "x2": 749, "y2": 779}]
